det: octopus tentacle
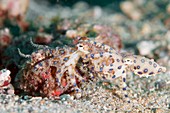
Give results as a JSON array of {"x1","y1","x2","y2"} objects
[
  {"x1": 122, "y1": 55, "x2": 167, "y2": 78},
  {"x1": 30, "y1": 38, "x2": 49, "y2": 49},
  {"x1": 17, "y1": 48, "x2": 31, "y2": 58}
]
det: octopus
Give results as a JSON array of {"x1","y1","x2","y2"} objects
[
  {"x1": 17, "y1": 40, "x2": 89, "y2": 98},
  {"x1": 74, "y1": 37, "x2": 166, "y2": 102},
  {"x1": 17, "y1": 37, "x2": 166, "y2": 103}
]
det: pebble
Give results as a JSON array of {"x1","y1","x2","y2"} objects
[
  {"x1": 155, "y1": 79, "x2": 167, "y2": 90},
  {"x1": 0, "y1": 28, "x2": 12, "y2": 47},
  {"x1": 120, "y1": 1, "x2": 142, "y2": 20},
  {"x1": 66, "y1": 30, "x2": 78, "y2": 39},
  {"x1": 137, "y1": 41, "x2": 158, "y2": 56}
]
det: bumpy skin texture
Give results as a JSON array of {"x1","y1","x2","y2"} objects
[
  {"x1": 74, "y1": 37, "x2": 166, "y2": 102},
  {"x1": 19, "y1": 37, "x2": 166, "y2": 102},
  {"x1": 19, "y1": 45, "x2": 89, "y2": 98},
  {"x1": 122, "y1": 55, "x2": 166, "y2": 78},
  {"x1": 74, "y1": 37, "x2": 130, "y2": 102}
]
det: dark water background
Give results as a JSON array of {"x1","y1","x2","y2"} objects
[{"x1": 37, "y1": 0, "x2": 124, "y2": 6}]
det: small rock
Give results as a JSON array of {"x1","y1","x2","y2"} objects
[
  {"x1": 0, "y1": 69, "x2": 11, "y2": 87},
  {"x1": 66, "y1": 30, "x2": 78, "y2": 39},
  {"x1": 141, "y1": 23, "x2": 152, "y2": 35},
  {"x1": 155, "y1": 79, "x2": 167, "y2": 90},
  {"x1": 120, "y1": 1, "x2": 142, "y2": 20},
  {"x1": 0, "y1": 28, "x2": 12, "y2": 48},
  {"x1": 34, "y1": 32, "x2": 53, "y2": 44},
  {"x1": 14, "y1": 96, "x2": 19, "y2": 101},
  {"x1": 137, "y1": 41, "x2": 158, "y2": 56}
]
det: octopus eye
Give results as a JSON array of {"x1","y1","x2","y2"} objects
[
  {"x1": 123, "y1": 58, "x2": 133, "y2": 64},
  {"x1": 126, "y1": 59, "x2": 133, "y2": 63},
  {"x1": 79, "y1": 45, "x2": 83, "y2": 47}
]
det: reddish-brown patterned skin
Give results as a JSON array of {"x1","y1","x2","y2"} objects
[{"x1": 19, "y1": 37, "x2": 166, "y2": 103}]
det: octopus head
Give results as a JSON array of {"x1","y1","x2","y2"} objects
[
  {"x1": 122, "y1": 55, "x2": 134, "y2": 67},
  {"x1": 76, "y1": 43, "x2": 89, "y2": 55}
]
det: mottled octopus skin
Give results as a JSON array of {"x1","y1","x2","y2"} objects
[
  {"x1": 122, "y1": 55, "x2": 166, "y2": 77},
  {"x1": 75, "y1": 38, "x2": 130, "y2": 102},
  {"x1": 75, "y1": 37, "x2": 166, "y2": 102},
  {"x1": 19, "y1": 46, "x2": 88, "y2": 98},
  {"x1": 19, "y1": 37, "x2": 166, "y2": 103}
]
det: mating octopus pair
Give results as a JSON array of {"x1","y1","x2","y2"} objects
[{"x1": 17, "y1": 37, "x2": 166, "y2": 103}]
